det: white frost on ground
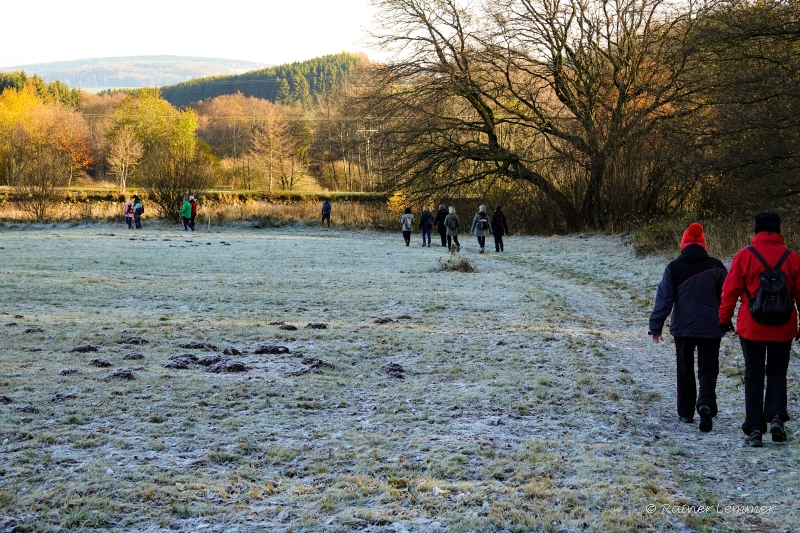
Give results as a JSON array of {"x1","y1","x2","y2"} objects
[{"x1": 0, "y1": 224, "x2": 797, "y2": 532}]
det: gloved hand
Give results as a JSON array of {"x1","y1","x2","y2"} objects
[{"x1": 719, "y1": 322, "x2": 734, "y2": 334}]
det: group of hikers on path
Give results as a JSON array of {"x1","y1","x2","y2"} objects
[
  {"x1": 179, "y1": 196, "x2": 199, "y2": 231},
  {"x1": 649, "y1": 213, "x2": 796, "y2": 447},
  {"x1": 123, "y1": 196, "x2": 144, "y2": 229},
  {"x1": 399, "y1": 204, "x2": 510, "y2": 253}
]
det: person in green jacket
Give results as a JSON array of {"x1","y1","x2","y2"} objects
[{"x1": 180, "y1": 197, "x2": 194, "y2": 231}]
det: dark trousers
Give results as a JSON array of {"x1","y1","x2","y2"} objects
[
  {"x1": 477, "y1": 235, "x2": 485, "y2": 249},
  {"x1": 739, "y1": 337, "x2": 791, "y2": 435},
  {"x1": 447, "y1": 235, "x2": 460, "y2": 248},
  {"x1": 190, "y1": 214, "x2": 196, "y2": 228},
  {"x1": 439, "y1": 229, "x2": 447, "y2": 246},
  {"x1": 322, "y1": 213, "x2": 330, "y2": 227},
  {"x1": 674, "y1": 336, "x2": 720, "y2": 419},
  {"x1": 126, "y1": 216, "x2": 132, "y2": 229},
  {"x1": 402, "y1": 230, "x2": 411, "y2": 245},
  {"x1": 134, "y1": 214, "x2": 141, "y2": 228},
  {"x1": 182, "y1": 216, "x2": 193, "y2": 231},
  {"x1": 494, "y1": 234, "x2": 504, "y2": 251}
]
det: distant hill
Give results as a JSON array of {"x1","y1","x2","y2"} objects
[
  {"x1": 160, "y1": 52, "x2": 364, "y2": 107},
  {"x1": 0, "y1": 56, "x2": 269, "y2": 90}
]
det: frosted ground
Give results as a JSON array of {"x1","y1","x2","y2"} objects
[{"x1": 0, "y1": 225, "x2": 797, "y2": 533}]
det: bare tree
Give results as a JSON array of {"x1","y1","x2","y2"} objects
[
  {"x1": 248, "y1": 106, "x2": 294, "y2": 193},
  {"x1": 12, "y1": 127, "x2": 70, "y2": 222},
  {"x1": 366, "y1": 0, "x2": 704, "y2": 229},
  {"x1": 107, "y1": 126, "x2": 143, "y2": 194}
]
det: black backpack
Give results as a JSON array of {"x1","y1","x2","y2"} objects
[
  {"x1": 476, "y1": 213, "x2": 489, "y2": 231},
  {"x1": 447, "y1": 216, "x2": 458, "y2": 230},
  {"x1": 746, "y1": 246, "x2": 795, "y2": 325}
]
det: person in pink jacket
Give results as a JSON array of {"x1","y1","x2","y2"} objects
[
  {"x1": 124, "y1": 200, "x2": 134, "y2": 229},
  {"x1": 719, "y1": 212, "x2": 800, "y2": 447}
]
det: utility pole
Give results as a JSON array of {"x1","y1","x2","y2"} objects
[{"x1": 357, "y1": 128, "x2": 378, "y2": 190}]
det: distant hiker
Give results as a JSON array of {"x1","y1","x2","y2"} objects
[
  {"x1": 649, "y1": 223, "x2": 727, "y2": 433},
  {"x1": 321, "y1": 199, "x2": 332, "y2": 227},
  {"x1": 180, "y1": 197, "x2": 194, "y2": 231},
  {"x1": 433, "y1": 204, "x2": 448, "y2": 247},
  {"x1": 401, "y1": 208, "x2": 414, "y2": 247},
  {"x1": 471, "y1": 204, "x2": 491, "y2": 253},
  {"x1": 491, "y1": 206, "x2": 510, "y2": 252},
  {"x1": 443, "y1": 206, "x2": 460, "y2": 253},
  {"x1": 133, "y1": 196, "x2": 143, "y2": 229},
  {"x1": 420, "y1": 206, "x2": 433, "y2": 247},
  {"x1": 189, "y1": 195, "x2": 198, "y2": 228},
  {"x1": 124, "y1": 200, "x2": 134, "y2": 229},
  {"x1": 719, "y1": 212, "x2": 800, "y2": 447}
]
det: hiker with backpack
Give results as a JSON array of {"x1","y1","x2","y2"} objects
[
  {"x1": 443, "y1": 206, "x2": 460, "y2": 253},
  {"x1": 401, "y1": 207, "x2": 414, "y2": 246},
  {"x1": 491, "y1": 206, "x2": 510, "y2": 252},
  {"x1": 433, "y1": 205, "x2": 448, "y2": 247},
  {"x1": 321, "y1": 199, "x2": 332, "y2": 227},
  {"x1": 648, "y1": 223, "x2": 727, "y2": 433},
  {"x1": 471, "y1": 205, "x2": 491, "y2": 253},
  {"x1": 124, "y1": 200, "x2": 134, "y2": 229},
  {"x1": 189, "y1": 195, "x2": 198, "y2": 228},
  {"x1": 719, "y1": 212, "x2": 800, "y2": 447},
  {"x1": 420, "y1": 206, "x2": 433, "y2": 247},
  {"x1": 133, "y1": 196, "x2": 143, "y2": 229},
  {"x1": 180, "y1": 197, "x2": 194, "y2": 231}
]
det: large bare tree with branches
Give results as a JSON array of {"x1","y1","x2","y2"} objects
[{"x1": 366, "y1": 0, "x2": 705, "y2": 229}]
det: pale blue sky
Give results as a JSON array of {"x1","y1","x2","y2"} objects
[{"x1": 0, "y1": 0, "x2": 376, "y2": 67}]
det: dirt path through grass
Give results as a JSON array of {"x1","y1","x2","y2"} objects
[{"x1": 0, "y1": 226, "x2": 797, "y2": 532}]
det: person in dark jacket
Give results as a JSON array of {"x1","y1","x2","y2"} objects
[
  {"x1": 720, "y1": 212, "x2": 800, "y2": 447},
  {"x1": 420, "y1": 206, "x2": 433, "y2": 247},
  {"x1": 433, "y1": 205, "x2": 448, "y2": 247},
  {"x1": 649, "y1": 223, "x2": 727, "y2": 432},
  {"x1": 491, "y1": 206, "x2": 509, "y2": 252},
  {"x1": 321, "y1": 200, "x2": 332, "y2": 227}
]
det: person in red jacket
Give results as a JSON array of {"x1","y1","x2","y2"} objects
[
  {"x1": 719, "y1": 212, "x2": 800, "y2": 447},
  {"x1": 189, "y1": 195, "x2": 198, "y2": 230}
]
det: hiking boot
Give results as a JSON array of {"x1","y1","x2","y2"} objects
[
  {"x1": 769, "y1": 417, "x2": 787, "y2": 442},
  {"x1": 680, "y1": 416, "x2": 694, "y2": 424},
  {"x1": 746, "y1": 430, "x2": 763, "y2": 448},
  {"x1": 479, "y1": 248, "x2": 484, "y2": 254},
  {"x1": 698, "y1": 405, "x2": 713, "y2": 433},
  {"x1": 456, "y1": 245, "x2": 460, "y2": 252},
  {"x1": 427, "y1": 243, "x2": 431, "y2": 247}
]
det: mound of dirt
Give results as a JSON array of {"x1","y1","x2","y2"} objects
[
  {"x1": 59, "y1": 368, "x2": 78, "y2": 375},
  {"x1": 105, "y1": 368, "x2": 135, "y2": 380},
  {"x1": 51, "y1": 392, "x2": 77, "y2": 403},
  {"x1": 253, "y1": 344, "x2": 290, "y2": 355},
  {"x1": 305, "y1": 323, "x2": 328, "y2": 329},
  {"x1": 89, "y1": 358, "x2": 113, "y2": 368},
  {"x1": 385, "y1": 363, "x2": 406, "y2": 379},
  {"x1": 118, "y1": 336, "x2": 149, "y2": 345},
  {"x1": 207, "y1": 360, "x2": 248, "y2": 373},
  {"x1": 122, "y1": 352, "x2": 144, "y2": 360},
  {"x1": 70, "y1": 344, "x2": 99, "y2": 353},
  {"x1": 178, "y1": 341, "x2": 218, "y2": 351}
]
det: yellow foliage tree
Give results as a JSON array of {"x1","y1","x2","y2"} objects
[{"x1": 386, "y1": 191, "x2": 407, "y2": 216}]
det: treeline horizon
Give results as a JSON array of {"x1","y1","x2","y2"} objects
[{"x1": 2, "y1": 0, "x2": 800, "y2": 233}]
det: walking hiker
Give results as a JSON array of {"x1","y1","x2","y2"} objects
[
  {"x1": 133, "y1": 196, "x2": 143, "y2": 229},
  {"x1": 471, "y1": 204, "x2": 491, "y2": 253},
  {"x1": 401, "y1": 208, "x2": 414, "y2": 247},
  {"x1": 180, "y1": 197, "x2": 194, "y2": 231},
  {"x1": 189, "y1": 195, "x2": 198, "y2": 229},
  {"x1": 649, "y1": 223, "x2": 727, "y2": 433},
  {"x1": 719, "y1": 212, "x2": 800, "y2": 447},
  {"x1": 420, "y1": 206, "x2": 433, "y2": 247},
  {"x1": 443, "y1": 206, "x2": 460, "y2": 253},
  {"x1": 491, "y1": 206, "x2": 510, "y2": 252},
  {"x1": 433, "y1": 204, "x2": 448, "y2": 247},
  {"x1": 124, "y1": 200, "x2": 134, "y2": 229},
  {"x1": 321, "y1": 199, "x2": 332, "y2": 227}
]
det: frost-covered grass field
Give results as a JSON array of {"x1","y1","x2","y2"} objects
[{"x1": 0, "y1": 225, "x2": 798, "y2": 533}]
